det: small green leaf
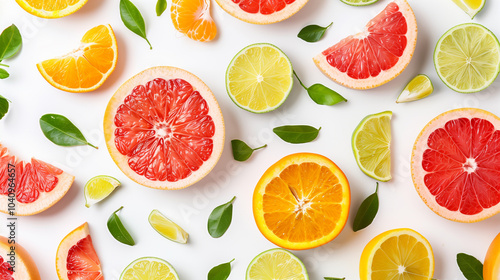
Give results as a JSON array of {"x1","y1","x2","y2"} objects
[
  {"x1": 120, "y1": 0, "x2": 152, "y2": 49},
  {"x1": 0, "y1": 68, "x2": 8, "y2": 79},
  {"x1": 208, "y1": 259, "x2": 234, "y2": 280},
  {"x1": 107, "y1": 206, "x2": 136, "y2": 246},
  {"x1": 39, "y1": 114, "x2": 98, "y2": 149},
  {"x1": 353, "y1": 182, "x2": 379, "y2": 232},
  {"x1": 156, "y1": 0, "x2": 167, "y2": 16},
  {"x1": 231, "y1": 140, "x2": 266, "y2": 162},
  {"x1": 324, "y1": 278, "x2": 345, "y2": 280},
  {"x1": 208, "y1": 197, "x2": 235, "y2": 238},
  {"x1": 0, "y1": 24, "x2": 22, "y2": 60},
  {"x1": 457, "y1": 253, "x2": 483, "y2": 280},
  {"x1": 273, "y1": 125, "x2": 321, "y2": 144},
  {"x1": 307, "y1": 84, "x2": 347, "y2": 105},
  {"x1": 298, "y1": 22, "x2": 332, "y2": 43},
  {"x1": 0, "y1": 95, "x2": 9, "y2": 120}
]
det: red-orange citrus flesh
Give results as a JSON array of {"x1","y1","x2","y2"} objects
[
  {"x1": 214, "y1": 0, "x2": 309, "y2": 24},
  {"x1": 0, "y1": 236, "x2": 41, "y2": 280}
]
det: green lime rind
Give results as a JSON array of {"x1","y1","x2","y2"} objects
[
  {"x1": 148, "y1": 209, "x2": 189, "y2": 244},
  {"x1": 339, "y1": 0, "x2": 379, "y2": 6},
  {"x1": 246, "y1": 248, "x2": 309, "y2": 280},
  {"x1": 433, "y1": 23, "x2": 500, "y2": 94},
  {"x1": 451, "y1": 0, "x2": 486, "y2": 19},
  {"x1": 84, "y1": 175, "x2": 120, "y2": 208},
  {"x1": 119, "y1": 256, "x2": 179, "y2": 280},
  {"x1": 396, "y1": 74, "x2": 434, "y2": 103}
]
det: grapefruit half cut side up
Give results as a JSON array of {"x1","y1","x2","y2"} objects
[
  {"x1": 104, "y1": 66, "x2": 225, "y2": 190},
  {"x1": 313, "y1": 0, "x2": 417, "y2": 90},
  {"x1": 412, "y1": 108, "x2": 500, "y2": 223},
  {"x1": 214, "y1": 0, "x2": 309, "y2": 24},
  {"x1": 0, "y1": 236, "x2": 41, "y2": 280}
]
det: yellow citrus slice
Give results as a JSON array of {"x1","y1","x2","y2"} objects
[
  {"x1": 149, "y1": 209, "x2": 189, "y2": 244},
  {"x1": 84, "y1": 175, "x2": 120, "y2": 208},
  {"x1": 15, "y1": 0, "x2": 88, "y2": 18},
  {"x1": 484, "y1": 232, "x2": 500, "y2": 280},
  {"x1": 246, "y1": 248, "x2": 308, "y2": 280},
  {"x1": 120, "y1": 257, "x2": 179, "y2": 280},
  {"x1": 451, "y1": 0, "x2": 486, "y2": 19}
]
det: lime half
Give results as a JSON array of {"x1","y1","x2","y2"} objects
[
  {"x1": 246, "y1": 248, "x2": 309, "y2": 280},
  {"x1": 451, "y1": 0, "x2": 486, "y2": 19},
  {"x1": 340, "y1": 0, "x2": 379, "y2": 6},
  {"x1": 149, "y1": 209, "x2": 189, "y2": 244},
  {"x1": 226, "y1": 43, "x2": 293, "y2": 113},
  {"x1": 396, "y1": 74, "x2": 434, "y2": 103},
  {"x1": 84, "y1": 175, "x2": 120, "y2": 208},
  {"x1": 434, "y1": 23, "x2": 500, "y2": 93},
  {"x1": 120, "y1": 256, "x2": 179, "y2": 280},
  {"x1": 352, "y1": 111, "x2": 392, "y2": 182}
]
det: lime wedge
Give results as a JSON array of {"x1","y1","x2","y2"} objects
[
  {"x1": 148, "y1": 209, "x2": 189, "y2": 244},
  {"x1": 434, "y1": 23, "x2": 500, "y2": 93},
  {"x1": 226, "y1": 43, "x2": 293, "y2": 113},
  {"x1": 246, "y1": 248, "x2": 309, "y2": 280},
  {"x1": 451, "y1": 0, "x2": 486, "y2": 19},
  {"x1": 120, "y1": 256, "x2": 179, "y2": 280},
  {"x1": 352, "y1": 111, "x2": 392, "y2": 182},
  {"x1": 340, "y1": 0, "x2": 379, "y2": 6},
  {"x1": 84, "y1": 175, "x2": 120, "y2": 208},
  {"x1": 396, "y1": 74, "x2": 434, "y2": 103}
]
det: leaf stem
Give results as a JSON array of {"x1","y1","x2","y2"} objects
[
  {"x1": 293, "y1": 70, "x2": 308, "y2": 90},
  {"x1": 229, "y1": 258, "x2": 235, "y2": 263},
  {"x1": 145, "y1": 38, "x2": 153, "y2": 50},
  {"x1": 375, "y1": 182, "x2": 379, "y2": 193},
  {"x1": 115, "y1": 206, "x2": 124, "y2": 213},
  {"x1": 229, "y1": 196, "x2": 236, "y2": 204},
  {"x1": 87, "y1": 142, "x2": 99, "y2": 149},
  {"x1": 326, "y1": 22, "x2": 333, "y2": 29},
  {"x1": 0, "y1": 63, "x2": 9, "y2": 67},
  {"x1": 253, "y1": 144, "x2": 267, "y2": 151}
]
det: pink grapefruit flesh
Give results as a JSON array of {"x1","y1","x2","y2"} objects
[
  {"x1": 214, "y1": 0, "x2": 308, "y2": 24},
  {"x1": 0, "y1": 236, "x2": 41, "y2": 280}
]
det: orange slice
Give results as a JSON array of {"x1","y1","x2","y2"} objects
[
  {"x1": 253, "y1": 153, "x2": 350, "y2": 250},
  {"x1": 37, "y1": 24, "x2": 118, "y2": 93},
  {"x1": 484, "y1": 232, "x2": 500, "y2": 280},
  {"x1": 171, "y1": 0, "x2": 217, "y2": 42},
  {"x1": 15, "y1": 0, "x2": 88, "y2": 18}
]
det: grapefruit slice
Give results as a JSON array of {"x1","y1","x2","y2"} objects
[
  {"x1": 214, "y1": 0, "x2": 309, "y2": 24},
  {"x1": 56, "y1": 223, "x2": 103, "y2": 280},
  {"x1": 411, "y1": 108, "x2": 500, "y2": 223},
  {"x1": 313, "y1": 0, "x2": 418, "y2": 89},
  {"x1": 104, "y1": 66, "x2": 225, "y2": 190},
  {"x1": 0, "y1": 236, "x2": 41, "y2": 280},
  {"x1": 0, "y1": 143, "x2": 74, "y2": 216}
]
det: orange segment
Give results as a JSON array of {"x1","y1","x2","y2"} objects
[
  {"x1": 171, "y1": 0, "x2": 217, "y2": 42},
  {"x1": 15, "y1": 0, "x2": 88, "y2": 18},
  {"x1": 253, "y1": 153, "x2": 350, "y2": 250}
]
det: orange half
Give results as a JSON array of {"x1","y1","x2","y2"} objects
[
  {"x1": 15, "y1": 0, "x2": 88, "y2": 18},
  {"x1": 171, "y1": 0, "x2": 217, "y2": 42}
]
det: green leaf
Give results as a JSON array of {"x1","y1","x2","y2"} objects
[
  {"x1": 0, "y1": 68, "x2": 8, "y2": 79},
  {"x1": 156, "y1": 0, "x2": 167, "y2": 16},
  {"x1": 457, "y1": 253, "x2": 483, "y2": 280},
  {"x1": 208, "y1": 259, "x2": 234, "y2": 280},
  {"x1": 120, "y1": 0, "x2": 152, "y2": 49},
  {"x1": 0, "y1": 24, "x2": 22, "y2": 60},
  {"x1": 273, "y1": 125, "x2": 321, "y2": 144},
  {"x1": 298, "y1": 22, "x2": 332, "y2": 43},
  {"x1": 353, "y1": 182, "x2": 379, "y2": 232},
  {"x1": 231, "y1": 140, "x2": 266, "y2": 162},
  {"x1": 107, "y1": 206, "x2": 136, "y2": 246},
  {"x1": 208, "y1": 197, "x2": 236, "y2": 238},
  {"x1": 39, "y1": 114, "x2": 98, "y2": 149},
  {"x1": 324, "y1": 278, "x2": 345, "y2": 280},
  {"x1": 307, "y1": 84, "x2": 347, "y2": 105},
  {"x1": 0, "y1": 95, "x2": 9, "y2": 120}
]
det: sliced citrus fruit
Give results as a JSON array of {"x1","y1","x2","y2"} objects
[
  {"x1": 434, "y1": 23, "x2": 500, "y2": 93},
  {"x1": 359, "y1": 228, "x2": 434, "y2": 280},
  {"x1": 0, "y1": 143, "x2": 74, "y2": 216},
  {"x1": 451, "y1": 0, "x2": 486, "y2": 19},
  {"x1": 340, "y1": 0, "x2": 379, "y2": 6},
  {"x1": 120, "y1": 257, "x2": 179, "y2": 280},
  {"x1": 171, "y1": 0, "x2": 217, "y2": 42},
  {"x1": 411, "y1": 108, "x2": 500, "y2": 223},
  {"x1": 484, "y1": 232, "x2": 500, "y2": 280},
  {"x1": 226, "y1": 43, "x2": 293, "y2": 113},
  {"x1": 0, "y1": 236, "x2": 41, "y2": 279},
  {"x1": 149, "y1": 209, "x2": 189, "y2": 243},
  {"x1": 352, "y1": 111, "x2": 392, "y2": 182},
  {"x1": 37, "y1": 24, "x2": 118, "y2": 93},
  {"x1": 56, "y1": 223, "x2": 103, "y2": 280},
  {"x1": 314, "y1": 0, "x2": 417, "y2": 89},
  {"x1": 84, "y1": 175, "x2": 120, "y2": 208},
  {"x1": 253, "y1": 153, "x2": 350, "y2": 250},
  {"x1": 246, "y1": 248, "x2": 308, "y2": 280},
  {"x1": 15, "y1": 0, "x2": 88, "y2": 18},
  {"x1": 396, "y1": 74, "x2": 434, "y2": 103},
  {"x1": 215, "y1": 0, "x2": 309, "y2": 24},
  {"x1": 104, "y1": 66, "x2": 225, "y2": 190}
]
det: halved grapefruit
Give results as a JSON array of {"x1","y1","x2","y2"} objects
[
  {"x1": 0, "y1": 143, "x2": 74, "y2": 216},
  {"x1": 214, "y1": 0, "x2": 309, "y2": 24},
  {"x1": 56, "y1": 223, "x2": 103, "y2": 280},
  {"x1": 104, "y1": 66, "x2": 225, "y2": 190},
  {"x1": 313, "y1": 0, "x2": 417, "y2": 90},
  {"x1": 411, "y1": 108, "x2": 500, "y2": 223},
  {"x1": 0, "y1": 236, "x2": 41, "y2": 280}
]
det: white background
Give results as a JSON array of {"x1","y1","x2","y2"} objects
[{"x1": 1, "y1": 0, "x2": 500, "y2": 279}]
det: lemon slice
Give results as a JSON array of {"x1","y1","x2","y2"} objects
[
  {"x1": 340, "y1": 0, "x2": 379, "y2": 6},
  {"x1": 148, "y1": 209, "x2": 189, "y2": 244},
  {"x1": 84, "y1": 175, "x2": 120, "y2": 208},
  {"x1": 226, "y1": 43, "x2": 293, "y2": 113},
  {"x1": 352, "y1": 111, "x2": 392, "y2": 182},
  {"x1": 120, "y1": 257, "x2": 179, "y2": 280},
  {"x1": 451, "y1": 0, "x2": 486, "y2": 19},
  {"x1": 246, "y1": 248, "x2": 309, "y2": 280},
  {"x1": 396, "y1": 74, "x2": 434, "y2": 103}
]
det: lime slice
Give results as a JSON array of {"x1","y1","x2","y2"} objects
[
  {"x1": 148, "y1": 209, "x2": 189, "y2": 244},
  {"x1": 120, "y1": 256, "x2": 179, "y2": 280},
  {"x1": 434, "y1": 23, "x2": 500, "y2": 93},
  {"x1": 451, "y1": 0, "x2": 486, "y2": 19},
  {"x1": 84, "y1": 175, "x2": 120, "y2": 208},
  {"x1": 246, "y1": 248, "x2": 309, "y2": 280},
  {"x1": 226, "y1": 43, "x2": 293, "y2": 113},
  {"x1": 396, "y1": 74, "x2": 434, "y2": 103},
  {"x1": 352, "y1": 111, "x2": 392, "y2": 182},
  {"x1": 339, "y1": 0, "x2": 379, "y2": 6}
]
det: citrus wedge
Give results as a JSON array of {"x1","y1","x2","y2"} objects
[
  {"x1": 171, "y1": 0, "x2": 217, "y2": 42},
  {"x1": 246, "y1": 248, "x2": 309, "y2": 280},
  {"x1": 360, "y1": 228, "x2": 434, "y2": 280},
  {"x1": 84, "y1": 175, "x2": 120, "y2": 208},
  {"x1": 226, "y1": 43, "x2": 293, "y2": 113},
  {"x1": 396, "y1": 74, "x2": 434, "y2": 103},
  {"x1": 15, "y1": 0, "x2": 88, "y2": 18},
  {"x1": 352, "y1": 111, "x2": 392, "y2": 182},
  {"x1": 340, "y1": 0, "x2": 379, "y2": 6},
  {"x1": 484, "y1": 232, "x2": 500, "y2": 280},
  {"x1": 451, "y1": 0, "x2": 486, "y2": 19},
  {"x1": 253, "y1": 153, "x2": 350, "y2": 250},
  {"x1": 120, "y1": 257, "x2": 179, "y2": 280},
  {"x1": 434, "y1": 23, "x2": 500, "y2": 93},
  {"x1": 215, "y1": 0, "x2": 308, "y2": 24},
  {"x1": 149, "y1": 209, "x2": 189, "y2": 244},
  {"x1": 37, "y1": 24, "x2": 118, "y2": 93},
  {"x1": 0, "y1": 236, "x2": 40, "y2": 279}
]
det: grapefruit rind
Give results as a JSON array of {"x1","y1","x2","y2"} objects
[
  {"x1": 484, "y1": 232, "x2": 500, "y2": 280},
  {"x1": 0, "y1": 236, "x2": 41, "y2": 280},
  {"x1": 246, "y1": 248, "x2": 309, "y2": 280},
  {"x1": 119, "y1": 257, "x2": 179, "y2": 280},
  {"x1": 15, "y1": 0, "x2": 88, "y2": 18}
]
